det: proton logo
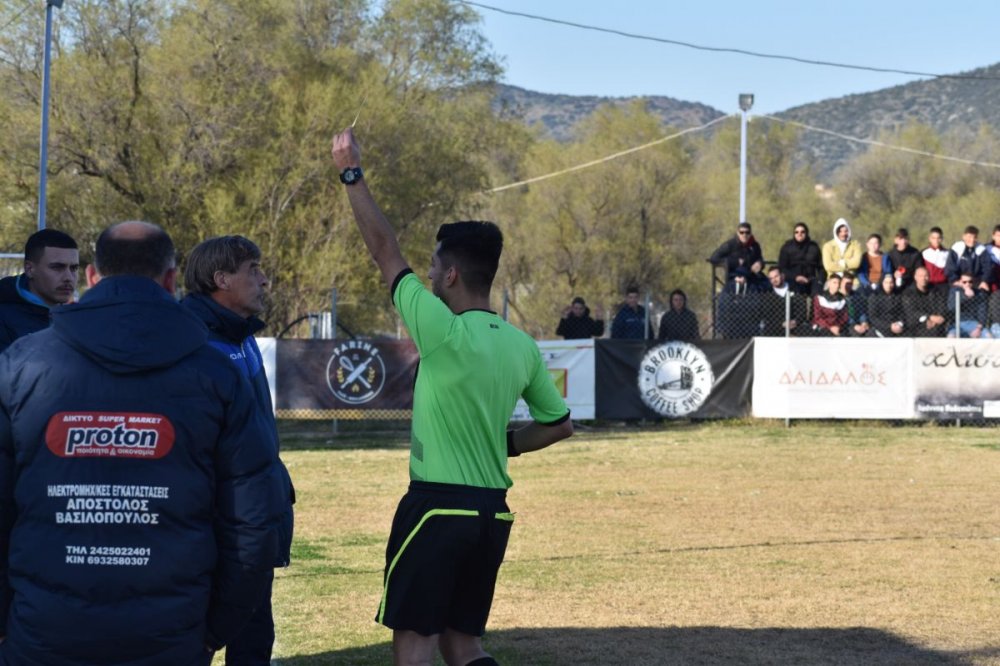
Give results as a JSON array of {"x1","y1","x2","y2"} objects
[
  {"x1": 326, "y1": 340, "x2": 386, "y2": 404},
  {"x1": 638, "y1": 342, "x2": 715, "y2": 417}
]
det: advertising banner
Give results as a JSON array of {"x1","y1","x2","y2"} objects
[
  {"x1": 752, "y1": 338, "x2": 913, "y2": 419},
  {"x1": 512, "y1": 339, "x2": 596, "y2": 421},
  {"x1": 913, "y1": 339, "x2": 1000, "y2": 419},
  {"x1": 275, "y1": 339, "x2": 419, "y2": 411},
  {"x1": 595, "y1": 339, "x2": 753, "y2": 419}
]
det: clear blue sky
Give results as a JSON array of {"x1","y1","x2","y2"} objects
[{"x1": 468, "y1": 1, "x2": 1000, "y2": 115}]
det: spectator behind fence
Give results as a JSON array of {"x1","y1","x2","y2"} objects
[
  {"x1": 0, "y1": 229, "x2": 79, "y2": 354},
  {"x1": 556, "y1": 297, "x2": 604, "y2": 339},
  {"x1": 777, "y1": 222, "x2": 824, "y2": 295},
  {"x1": 921, "y1": 227, "x2": 949, "y2": 292},
  {"x1": 841, "y1": 276, "x2": 870, "y2": 336},
  {"x1": 868, "y1": 274, "x2": 905, "y2": 337},
  {"x1": 947, "y1": 272, "x2": 991, "y2": 338},
  {"x1": 709, "y1": 221, "x2": 764, "y2": 281},
  {"x1": 945, "y1": 225, "x2": 991, "y2": 290},
  {"x1": 988, "y1": 224, "x2": 1000, "y2": 290},
  {"x1": 657, "y1": 289, "x2": 699, "y2": 341},
  {"x1": 822, "y1": 218, "x2": 862, "y2": 287},
  {"x1": 718, "y1": 267, "x2": 767, "y2": 339},
  {"x1": 903, "y1": 267, "x2": 948, "y2": 337},
  {"x1": 760, "y1": 266, "x2": 806, "y2": 336},
  {"x1": 887, "y1": 227, "x2": 924, "y2": 291},
  {"x1": 857, "y1": 233, "x2": 891, "y2": 295},
  {"x1": 810, "y1": 275, "x2": 848, "y2": 336},
  {"x1": 611, "y1": 286, "x2": 653, "y2": 339}
]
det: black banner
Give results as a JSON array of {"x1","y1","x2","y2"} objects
[
  {"x1": 276, "y1": 339, "x2": 419, "y2": 410},
  {"x1": 595, "y1": 339, "x2": 754, "y2": 419}
]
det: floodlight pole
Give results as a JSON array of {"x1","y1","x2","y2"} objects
[
  {"x1": 738, "y1": 93, "x2": 754, "y2": 225},
  {"x1": 37, "y1": 0, "x2": 65, "y2": 231}
]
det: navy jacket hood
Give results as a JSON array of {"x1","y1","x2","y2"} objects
[{"x1": 51, "y1": 276, "x2": 207, "y2": 374}]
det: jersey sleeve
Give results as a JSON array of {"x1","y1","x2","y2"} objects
[
  {"x1": 522, "y1": 344, "x2": 570, "y2": 424},
  {"x1": 392, "y1": 270, "x2": 455, "y2": 356}
]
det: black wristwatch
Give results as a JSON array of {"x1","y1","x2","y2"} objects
[{"x1": 339, "y1": 167, "x2": 363, "y2": 185}]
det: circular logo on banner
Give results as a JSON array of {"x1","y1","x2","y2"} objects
[
  {"x1": 326, "y1": 341, "x2": 386, "y2": 404},
  {"x1": 638, "y1": 342, "x2": 715, "y2": 417}
]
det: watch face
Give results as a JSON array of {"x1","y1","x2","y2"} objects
[{"x1": 342, "y1": 169, "x2": 356, "y2": 183}]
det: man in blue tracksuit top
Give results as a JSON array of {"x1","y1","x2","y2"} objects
[
  {"x1": 181, "y1": 235, "x2": 295, "y2": 665},
  {"x1": 0, "y1": 222, "x2": 284, "y2": 665}
]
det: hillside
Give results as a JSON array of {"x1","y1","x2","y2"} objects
[
  {"x1": 492, "y1": 84, "x2": 725, "y2": 142},
  {"x1": 493, "y1": 62, "x2": 1000, "y2": 182}
]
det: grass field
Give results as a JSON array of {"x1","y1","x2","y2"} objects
[{"x1": 254, "y1": 421, "x2": 999, "y2": 665}]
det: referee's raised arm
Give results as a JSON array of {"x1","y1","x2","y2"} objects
[{"x1": 331, "y1": 128, "x2": 409, "y2": 289}]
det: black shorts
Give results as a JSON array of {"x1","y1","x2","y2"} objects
[{"x1": 376, "y1": 481, "x2": 514, "y2": 637}]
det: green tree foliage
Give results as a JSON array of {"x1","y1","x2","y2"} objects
[{"x1": 0, "y1": 0, "x2": 510, "y2": 334}]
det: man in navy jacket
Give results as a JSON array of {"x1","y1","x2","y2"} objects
[
  {"x1": 181, "y1": 235, "x2": 295, "y2": 665},
  {"x1": 0, "y1": 228, "x2": 79, "y2": 353},
  {"x1": 0, "y1": 222, "x2": 283, "y2": 665}
]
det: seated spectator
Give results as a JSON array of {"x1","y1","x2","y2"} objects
[
  {"x1": 759, "y1": 266, "x2": 806, "y2": 336},
  {"x1": 857, "y1": 233, "x2": 891, "y2": 295},
  {"x1": 945, "y1": 225, "x2": 991, "y2": 290},
  {"x1": 611, "y1": 286, "x2": 654, "y2": 339},
  {"x1": 841, "y1": 276, "x2": 870, "y2": 336},
  {"x1": 867, "y1": 274, "x2": 905, "y2": 337},
  {"x1": 657, "y1": 289, "x2": 699, "y2": 341},
  {"x1": 887, "y1": 227, "x2": 924, "y2": 291},
  {"x1": 710, "y1": 221, "x2": 764, "y2": 282},
  {"x1": 988, "y1": 224, "x2": 1000, "y2": 291},
  {"x1": 810, "y1": 275, "x2": 848, "y2": 336},
  {"x1": 821, "y1": 218, "x2": 862, "y2": 288},
  {"x1": 921, "y1": 226, "x2": 949, "y2": 292},
  {"x1": 903, "y1": 267, "x2": 948, "y2": 337},
  {"x1": 777, "y1": 222, "x2": 824, "y2": 295},
  {"x1": 717, "y1": 268, "x2": 767, "y2": 338},
  {"x1": 947, "y1": 272, "x2": 991, "y2": 338},
  {"x1": 556, "y1": 297, "x2": 604, "y2": 339}
]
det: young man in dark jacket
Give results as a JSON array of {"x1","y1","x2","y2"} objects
[
  {"x1": 0, "y1": 222, "x2": 284, "y2": 665},
  {"x1": 181, "y1": 235, "x2": 295, "y2": 665},
  {"x1": 777, "y1": 222, "x2": 823, "y2": 295},
  {"x1": 710, "y1": 221, "x2": 764, "y2": 281},
  {"x1": 556, "y1": 297, "x2": 604, "y2": 339},
  {"x1": 0, "y1": 228, "x2": 78, "y2": 353}
]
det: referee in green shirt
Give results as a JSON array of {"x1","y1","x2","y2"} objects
[{"x1": 333, "y1": 128, "x2": 573, "y2": 666}]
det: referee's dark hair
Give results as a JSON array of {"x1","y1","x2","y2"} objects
[
  {"x1": 24, "y1": 229, "x2": 77, "y2": 263},
  {"x1": 184, "y1": 235, "x2": 261, "y2": 294},
  {"x1": 436, "y1": 221, "x2": 503, "y2": 295},
  {"x1": 95, "y1": 221, "x2": 175, "y2": 280}
]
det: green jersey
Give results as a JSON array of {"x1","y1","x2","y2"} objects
[{"x1": 393, "y1": 271, "x2": 568, "y2": 489}]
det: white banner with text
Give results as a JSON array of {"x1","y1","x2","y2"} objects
[
  {"x1": 512, "y1": 339, "x2": 596, "y2": 421},
  {"x1": 752, "y1": 338, "x2": 914, "y2": 419}
]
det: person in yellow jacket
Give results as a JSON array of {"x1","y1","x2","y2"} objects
[{"x1": 822, "y1": 218, "x2": 862, "y2": 286}]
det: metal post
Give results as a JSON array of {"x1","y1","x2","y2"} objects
[
  {"x1": 644, "y1": 291, "x2": 651, "y2": 340},
  {"x1": 330, "y1": 287, "x2": 338, "y2": 436},
  {"x1": 502, "y1": 289, "x2": 509, "y2": 322},
  {"x1": 785, "y1": 289, "x2": 791, "y2": 428},
  {"x1": 954, "y1": 290, "x2": 960, "y2": 428},
  {"x1": 37, "y1": 1, "x2": 64, "y2": 231},
  {"x1": 330, "y1": 287, "x2": 338, "y2": 339},
  {"x1": 738, "y1": 93, "x2": 754, "y2": 225}
]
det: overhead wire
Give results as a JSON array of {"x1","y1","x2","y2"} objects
[
  {"x1": 760, "y1": 114, "x2": 1000, "y2": 169},
  {"x1": 0, "y1": 1, "x2": 34, "y2": 34},
  {"x1": 484, "y1": 114, "x2": 734, "y2": 193},
  {"x1": 460, "y1": 0, "x2": 1000, "y2": 82}
]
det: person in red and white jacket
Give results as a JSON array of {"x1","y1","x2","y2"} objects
[{"x1": 921, "y1": 226, "x2": 950, "y2": 292}]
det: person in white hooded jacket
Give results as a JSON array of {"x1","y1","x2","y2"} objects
[{"x1": 821, "y1": 218, "x2": 863, "y2": 286}]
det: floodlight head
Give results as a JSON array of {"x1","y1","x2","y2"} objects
[
  {"x1": 48, "y1": 0, "x2": 64, "y2": 7},
  {"x1": 739, "y1": 93, "x2": 754, "y2": 112}
]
